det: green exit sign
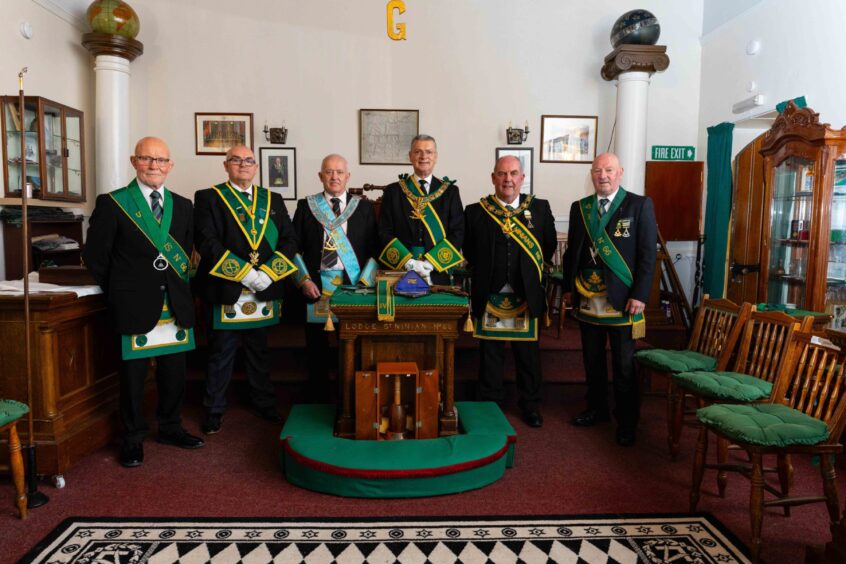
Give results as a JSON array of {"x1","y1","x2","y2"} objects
[{"x1": 652, "y1": 145, "x2": 695, "y2": 161}]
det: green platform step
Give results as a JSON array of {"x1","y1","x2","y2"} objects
[{"x1": 279, "y1": 402, "x2": 516, "y2": 498}]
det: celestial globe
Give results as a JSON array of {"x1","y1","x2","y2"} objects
[
  {"x1": 86, "y1": 0, "x2": 140, "y2": 39},
  {"x1": 610, "y1": 9, "x2": 660, "y2": 48}
]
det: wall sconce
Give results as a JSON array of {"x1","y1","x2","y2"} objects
[
  {"x1": 263, "y1": 122, "x2": 288, "y2": 144},
  {"x1": 506, "y1": 121, "x2": 529, "y2": 145}
]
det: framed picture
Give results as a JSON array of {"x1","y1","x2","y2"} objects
[
  {"x1": 540, "y1": 115, "x2": 597, "y2": 163},
  {"x1": 259, "y1": 147, "x2": 297, "y2": 200},
  {"x1": 359, "y1": 109, "x2": 419, "y2": 164},
  {"x1": 495, "y1": 147, "x2": 533, "y2": 195},
  {"x1": 195, "y1": 112, "x2": 253, "y2": 155}
]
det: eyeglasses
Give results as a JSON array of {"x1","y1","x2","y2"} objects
[
  {"x1": 134, "y1": 155, "x2": 171, "y2": 166},
  {"x1": 227, "y1": 156, "x2": 257, "y2": 166}
]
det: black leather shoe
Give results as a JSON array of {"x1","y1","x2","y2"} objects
[
  {"x1": 202, "y1": 413, "x2": 222, "y2": 435},
  {"x1": 570, "y1": 409, "x2": 611, "y2": 427},
  {"x1": 251, "y1": 405, "x2": 282, "y2": 423},
  {"x1": 522, "y1": 410, "x2": 544, "y2": 428},
  {"x1": 119, "y1": 443, "x2": 144, "y2": 468},
  {"x1": 616, "y1": 427, "x2": 637, "y2": 447},
  {"x1": 157, "y1": 430, "x2": 205, "y2": 449}
]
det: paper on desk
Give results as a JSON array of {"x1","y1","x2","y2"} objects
[{"x1": 0, "y1": 272, "x2": 103, "y2": 298}]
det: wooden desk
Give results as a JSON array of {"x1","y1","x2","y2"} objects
[
  {"x1": 0, "y1": 292, "x2": 120, "y2": 477},
  {"x1": 329, "y1": 289, "x2": 469, "y2": 438}
]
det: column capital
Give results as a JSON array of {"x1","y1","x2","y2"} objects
[
  {"x1": 82, "y1": 32, "x2": 144, "y2": 62},
  {"x1": 601, "y1": 44, "x2": 669, "y2": 82}
]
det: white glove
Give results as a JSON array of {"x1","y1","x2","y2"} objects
[
  {"x1": 241, "y1": 268, "x2": 260, "y2": 290},
  {"x1": 404, "y1": 259, "x2": 418, "y2": 271},
  {"x1": 414, "y1": 259, "x2": 434, "y2": 284},
  {"x1": 252, "y1": 271, "x2": 273, "y2": 292}
]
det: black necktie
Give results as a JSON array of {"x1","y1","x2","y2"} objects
[
  {"x1": 419, "y1": 179, "x2": 427, "y2": 194},
  {"x1": 598, "y1": 198, "x2": 609, "y2": 217},
  {"x1": 150, "y1": 190, "x2": 162, "y2": 222},
  {"x1": 321, "y1": 198, "x2": 342, "y2": 269}
]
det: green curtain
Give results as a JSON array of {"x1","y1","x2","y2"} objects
[{"x1": 702, "y1": 122, "x2": 735, "y2": 298}]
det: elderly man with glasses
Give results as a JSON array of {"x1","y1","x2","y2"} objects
[
  {"x1": 193, "y1": 145, "x2": 298, "y2": 435},
  {"x1": 84, "y1": 136, "x2": 204, "y2": 468}
]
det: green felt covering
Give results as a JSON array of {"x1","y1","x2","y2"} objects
[
  {"x1": 279, "y1": 402, "x2": 515, "y2": 498},
  {"x1": 635, "y1": 349, "x2": 717, "y2": 373},
  {"x1": 330, "y1": 288, "x2": 468, "y2": 307},
  {"x1": 0, "y1": 399, "x2": 28, "y2": 427},
  {"x1": 697, "y1": 403, "x2": 830, "y2": 447},
  {"x1": 673, "y1": 370, "x2": 772, "y2": 402},
  {"x1": 755, "y1": 303, "x2": 828, "y2": 318}
]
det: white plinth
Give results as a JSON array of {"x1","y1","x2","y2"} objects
[
  {"x1": 93, "y1": 55, "x2": 131, "y2": 195},
  {"x1": 613, "y1": 71, "x2": 651, "y2": 195}
]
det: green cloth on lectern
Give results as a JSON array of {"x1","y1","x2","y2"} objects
[{"x1": 330, "y1": 288, "x2": 468, "y2": 308}]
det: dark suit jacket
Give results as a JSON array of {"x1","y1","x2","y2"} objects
[
  {"x1": 378, "y1": 177, "x2": 464, "y2": 257},
  {"x1": 563, "y1": 191, "x2": 657, "y2": 312},
  {"x1": 464, "y1": 195, "x2": 557, "y2": 318},
  {"x1": 193, "y1": 185, "x2": 298, "y2": 305},
  {"x1": 83, "y1": 188, "x2": 195, "y2": 335},
  {"x1": 291, "y1": 193, "x2": 378, "y2": 293}
]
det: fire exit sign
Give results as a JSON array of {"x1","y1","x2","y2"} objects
[{"x1": 651, "y1": 145, "x2": 695, "y2": 160}]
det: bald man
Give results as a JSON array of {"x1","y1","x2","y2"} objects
[
  {"x1": 83, "y1": 137, "x2": 203, "y2": 468},
  {"x1": 291, "y1": 154, "x2": 378, "y2": 401},
  {"x1": 563, "y1": 152, "x2": 657, "y2": 446},
  {"x1": 463, "y1": 156, "x2": 557, "y2": 428},
  {"x1": 193, "y1": 145, "x2": 298, "y2": 435}
]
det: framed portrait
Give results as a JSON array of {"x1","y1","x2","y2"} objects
[
  {"x1": 540, "y1": 115, "x2": 597, "y2": 163},
  {"x1": 359, "y1": 109, "x2": 419, "y2": 165},
  {"x1": 259, "y1": 147, "x2": 297, "y2": 200},
  {"x1": 195, "y1": 113, "x2": 253, "y2": 155},
  {"x1": 495, "y1": 147, "x2": 534, "y2": 195}
]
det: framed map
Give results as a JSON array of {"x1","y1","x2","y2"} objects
[{"x1": 359, "y1": 109, "x2": 419, "y2": 165}]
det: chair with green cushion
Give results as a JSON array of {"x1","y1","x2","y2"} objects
[
  {"x1": 671, "y1": 311, "x2": 812, "y2": 485},
  {"x1": 0, "y1": 399, "x2": 29, "y2": 519},
  {"x1": 690, "y1": 331, "x2": 846, "y2": 563},
  {"x1": 635, "y1": 296, "x2": 753, "y2": 459}
]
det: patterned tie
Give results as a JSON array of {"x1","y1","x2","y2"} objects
[
  {"x1": 419, "y1": 179, "x2": 427, "y2": 195},
  {"x1": 598, "y1": 198, "x2": 609, "y2": 217},
  {"x1": 150, "y1": 190, "x2": 162, "y2": 222},
  {"x1": 320, "y1": 198, "x2": 342, "y2": 269}
]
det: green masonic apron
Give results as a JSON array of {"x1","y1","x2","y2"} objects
[
  {"x1": 472, "y1": 196, "x2": 544, "y2": 341},
  {"x1": 110, "y1": 180, "x2": 195, "y2": 360},
  {"x1": 208, "y1": 183, "x2": 296, "y2": 330},
  {"x1": 573, "y1": 189, "x2": 645, "y2": 339}
]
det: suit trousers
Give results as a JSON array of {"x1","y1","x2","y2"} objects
[
  {"x1": 304, "y1": 322, "x2": 337, "y2": 403},
  {"x1": 579, "y1": 321, "x2": 639, "y2": 429},
  {"x1": 478, "y1": 338, "x2": 542, "y2": 412},
  {"x1": 120, "y1": 352, "x2": 186, "y2": 446},
  {"x1": 204, "y1": 324, "x2": 276, "y2": 414}
]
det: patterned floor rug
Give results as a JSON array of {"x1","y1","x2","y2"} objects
[{"x1": 21, "y1": 514, "x2": 750, "y2": 563}]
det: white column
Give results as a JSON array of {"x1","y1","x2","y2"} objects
[
  {"x1": 93, "y1": 55, "x2": 131, "y2": 195},
  {"x1": 613, "y1": 71, "x2": 651, "y2": 196}
]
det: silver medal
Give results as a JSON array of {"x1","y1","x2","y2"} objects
[{"x1": 153, "y1": 253, "x2": 169, "y2": 271}]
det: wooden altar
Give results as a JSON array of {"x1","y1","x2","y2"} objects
[{"x1": 328, "y1": 289, "x2": 469, "y2": 438}]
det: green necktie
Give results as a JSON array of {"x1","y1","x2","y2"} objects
[{"x1": 598, "y1": 198, "x2": 609, "y2": 217}]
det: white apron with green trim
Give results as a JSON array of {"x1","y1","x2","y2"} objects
[
  {"x1": 213, "y1": 289, "x2": 279, "y2": 330},
  {"x1": 473, "y1": 292, "x2": 538, "y2": 341},
  {"x1": 121, "y1": 297, "x2": 195, "y2": 360}
]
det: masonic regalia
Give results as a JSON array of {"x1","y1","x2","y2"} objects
[
  {"x1": 473, "y1": 293, "x2": 538, "y2": 341},
  {"x1": 213, "y1": 289, "x2": 280, "y2": 330},
  {"x1": 308, "y1": 270, "x2": 343, "y2": 325},
  {"x1": 121, "y1": 295, "x2": 195, "y2": 360}
]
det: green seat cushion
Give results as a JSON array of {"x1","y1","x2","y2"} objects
[
  {"x1": 635, "y1": 349, "x2": 717, "y2": 373},
  {"x1": 0, "y1": 399, "x2": 29, "y2": 427},
  {"x1": 697, "y1": 403, "x2": 830, "y2": 447},
  {"x1": 673, "y1": 371, "x2": 772, "y2": 402}
]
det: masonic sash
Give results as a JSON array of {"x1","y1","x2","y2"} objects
[
  {"x1": 121, "y1": 295, "x2": 195, "y2": 360},
  {"x1": 479, "y1": 195, "x2": 544, "y2": 281},
  {"x1": 306, "y1": 193, "x2": 362, "y2": 283}
]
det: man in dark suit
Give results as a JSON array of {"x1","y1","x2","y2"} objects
[
  {"x1": 292, "y1": 154, "x2": 379, "y2": 401},
  {"x1": 194, "y1": 145, "x2": 298, "y2": 434},
  {"x1": 377, "y1": 134, "x2": 464, "y2": 283},
  {"x1": 83, "y1": 136, "x2": 203, "y2": 468},
  {"x1": 563, "y1": 152, "x2": 657, "y2": 446},
  {"x1": 464, "y1": 156, "x2": 557, "y2": 428}
]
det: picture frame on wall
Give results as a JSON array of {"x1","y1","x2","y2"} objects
[
  {"x1": 259, "y1": 147, "x2": 297, "y2": 200},
  {"x1": 540, "y1": 115, "x2": 597, "y2": 163},
  {"x1": 495, "y1": 147, "x2": 534, "y2": 195},
  {"x1": 359, "y1": 109, "x2": 419, "y2": 164},
  {"x1": 195, "y1": 112, "x2": 254, "y2": 155}
]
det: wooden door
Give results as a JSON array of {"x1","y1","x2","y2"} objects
[
  {"x1": 726, "y1": 133, "x2": 767, "y2": 305},
  {"x1": 645, "y1": 161, "x2": 703, "y2": 241}
]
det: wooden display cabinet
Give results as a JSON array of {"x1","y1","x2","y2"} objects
[{"x1": 1, "y1": 96, "x2": 86, "y2": 203}]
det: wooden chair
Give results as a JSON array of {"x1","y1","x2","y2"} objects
[
  {"x1": 671, "y1": 311, "x2": 812, "y2": 477},
  {"x1": 690, "y1": 331, "x2": 846, "y2": 563},
  {"x1": 0, "y1": 399, "x2": 29, "y2": 519},
  {"x1": 635, "y1": 296, "x2": 753, "y2": 460}
]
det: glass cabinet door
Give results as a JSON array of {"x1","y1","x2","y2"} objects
[
  {"x1": 767, "y1": 156, "x2": 815, "y2": 309},
  {"x1": 4, "y1": 99, "x2": 40, "y2": 197},
  {"x1": 827, "y1": 155, "x2": 846, "y2": 327},
  {"x1": 43, "y1": 103, "x2": 64, "y2": 197},
  {"x1": 65, "y1": 112, "x2": 83, "y2": 198}
]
